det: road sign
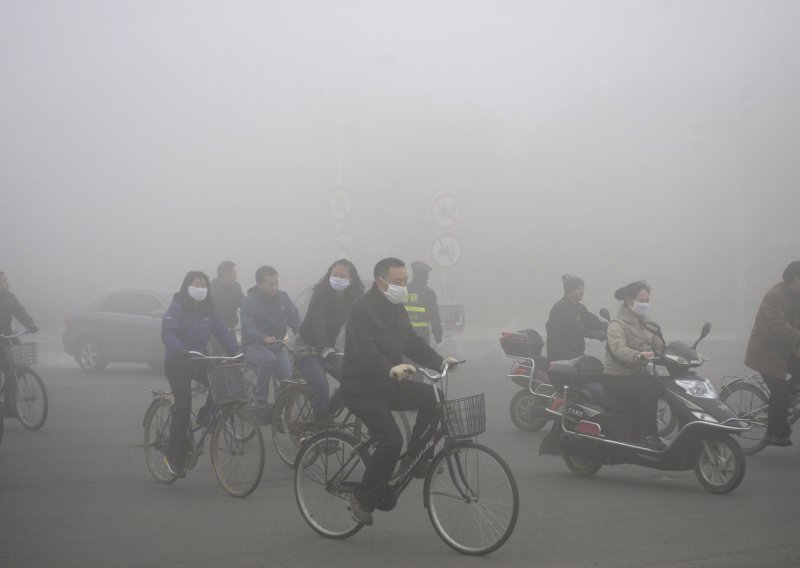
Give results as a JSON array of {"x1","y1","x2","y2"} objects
[
  {"x1": 431, "y1": 193, "x2": 461, "y2": 230},
  {"x1": 334, "y1": 232, "x2": 355, "y2": 259},
  {"x1": 431, "y1": 234, "x2": 462, "y2": 268},
  {"x1": 330, "y1": 188, "x2": 353, "y2": 220}
]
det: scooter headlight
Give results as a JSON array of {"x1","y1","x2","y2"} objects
[
  {"x1": 665, "y1": 353, "x2": 689, "y2": 365},
  {"x1": 675, "y1": 379, "x2": 717, "y2": 399}
]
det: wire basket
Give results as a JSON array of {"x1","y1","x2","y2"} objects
[
  {"x1": 207, "y1": 364, "x2": 248, "y2": 405},
  {"x1": 443, "y1": 393, "x2": 486, "y2": 439},
  {"x1": 5, "y1": 342, "x2": 37, "y2": 367}
]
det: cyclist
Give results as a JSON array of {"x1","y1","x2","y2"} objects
[
  {"x1": 209, "y1": 260, "x2": 244, "y2": 355},
  {"x1": 603, "y1": 280, "x2": 666, "y2": 451},
  {"x1": 545, "y1": 274, "x2": 607, "y2": 362},
  {"x1": 0, "y1": 271, "x2": 39, "y2": 417},
  {"x1": 161, "y1": 270, "x2": 239, "y2": 478},
  {"x1": 293, "y1": 259, "x2": 365, "y2": 423},
  {"x1": 241, "y1": 265, "x2": 301, "y2": 423},
  {"x1": 745, "y1": 261, "x2": 800, "y2": 447},
  {"x1": 340, "y1": 257, "x2": 459, "y2": 526}
]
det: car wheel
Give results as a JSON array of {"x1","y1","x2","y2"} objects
[{"x1": 78, "y1": 337, "x2": 107, "y2": 373}]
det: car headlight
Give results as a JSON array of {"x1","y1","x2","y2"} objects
[{"x1": 676, "y1": 379, "x2": 717, "y2": 399}]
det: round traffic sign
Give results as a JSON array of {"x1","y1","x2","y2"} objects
[
  {"x1": 431, "y1": 193, "x2": 461, "y2": 230},
  {"x1": 431, "y1": 234, "x2": 462, "y2": 268},
  {"x1": 330, "y1": 188, "x2": 353, "y2": 220}
]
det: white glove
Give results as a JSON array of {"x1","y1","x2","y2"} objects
[
  {"x1": 442, "y1": 357, "x2": 460, "y2": 370},
  {"x1": 389, "y1": 364, "x2": 417, "y2": 380},
  {"x1": 321, "y1": 347, "x2": 336, "y2": 359}
]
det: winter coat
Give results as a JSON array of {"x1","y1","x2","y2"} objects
[
  {"x1": 209, "y1": 278, "x2": 244, "y2": 329},
  {"x1": 404, "y1": 281, "x2": 443, "y2": 344},
  {"x1": 298, "y1": 285, "x2": 363, "y2": 352},
  {"x1": 545, "y1": 297, "x2": 607, "y2": 362},
  {"x1": 161, "y1": 294, "x2": 238, "y2": 363},
  {"x1": 604, "y1": 303, "x2": 664, "y2": 376},
  {"x1": 0, "y1": 291, "x2": 36, "y2": 336},
  {"x1": 240, "y1": 287, "x2": 301, "y2": 347},
  {"x1": 745, "y1": 282, "x2": 800, "y2": 380},
  {"x1": 342, "y1": 285, "x2": 444, "y2": 396}
]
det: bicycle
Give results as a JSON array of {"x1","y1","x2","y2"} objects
[
  {"x1": 142, "y1": 352, "x2": 265, "y2": 497},
  {"x1": 270, "y1": 348, "x2": 413, "y2": 468},
  {"x1": 294, "y1": 362, "x2": 519, "y2": 556},
  {"x1": 0, "y1": 331, "x2": 49, "y2": 431},
  {"x1": 719, "y1": 373, "x2": 800, "y2": 455}
]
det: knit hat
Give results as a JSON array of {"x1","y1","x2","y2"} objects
[{"x1": 562, "y1": 274, "x2": 585, "y2": 294}]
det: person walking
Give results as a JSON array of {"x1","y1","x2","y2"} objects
[{"x1": 403, "y1": 261, "x2": 443, "y2": 348}]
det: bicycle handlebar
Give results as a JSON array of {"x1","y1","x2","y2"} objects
[
  {"x1": 417, "y1": 360, "x2": 466, "y2": 382},
  {"x1": 0, "y1": 331, "x2": 31, "y2": 340},
  {"x1": 187, "y1": 351, "x2": 244, "y2": 362}
]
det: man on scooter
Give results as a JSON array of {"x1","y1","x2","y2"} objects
[{"x1": 546, "y1": 274, "x2": 607, "y2": 362}]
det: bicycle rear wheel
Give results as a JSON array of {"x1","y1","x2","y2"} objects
[
  {"x1": 211, "y1": 409, "x2": 265, "y2": 497},
  {"x1": 14, "y1": 368, "x2": 48, "y2": 430},
  {"x1": 425, "y1": 442, "x2": 519, "y2": 556},
  {"x1": 295, "y1": 430, "x2": 367, "y2": 539},
  {"x1": 720, "y1": 382, "x2": 768, "y2": 455},
  {"x1": 272, "y1": 386, "x2": 314, "y2": 467},
  {"x1": 143, "y1": 398, "x2": 177, "y2": 483}
]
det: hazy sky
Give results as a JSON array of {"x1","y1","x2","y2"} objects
[{"x1": 2, "y1": 1, "x2": 798, "y2": 337}]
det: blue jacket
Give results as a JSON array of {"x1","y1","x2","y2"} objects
[
  {"x1": 162, "y1": 295, "x2": 239, "y2": 363},
  {"x1": 241, "y1": 287, "x2": 301, "y2": 346}
]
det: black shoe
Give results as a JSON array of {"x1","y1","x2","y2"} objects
[
  {"x1": 645, "y1": 435, "x2": 667, "y2": 451},
  {"x1": 347, "y1": 496, "x2": 374, "y2": 526},
  {"x1": 765, "y1": 435, "x2": 793, "y2": 447},
  {"x1": 163, "y1": 457, "x2": 187, "y2": 478}
]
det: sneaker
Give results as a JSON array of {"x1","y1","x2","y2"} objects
[
  {"x1": 645, "y1": 435, "x2": 667, "y2": 451},
  {"x1": 765, "y1": 435, "x2": 793, "y2": 447},
  {"x1": 347, "y1": 496, "x2": 374, "y2": 526},
  {"x1": 163, "y1": 457, "x2": 186, "y2": 478}
]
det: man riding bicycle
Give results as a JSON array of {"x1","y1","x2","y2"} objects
[
  {"x1": 340, "y1": 258, "x2": 459, "y2": 526},
  {"x1": 0, "y1": 271, "x2": 39, "y2": 416}
]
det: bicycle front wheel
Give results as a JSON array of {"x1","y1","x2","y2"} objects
[
  {"x1": 425, "y1": 442, "x2": 519, "y2": 556},
  {"x1": 720, "y1": 381, "x2": 768, "y2": 455},
  {"x1": 14, "y1": 369, "x2": 48, "y2": 430},
  {"x1": 295, "y1": 430, "x2": 367, "y2": 539},
  {"x1": 143, "y1": 398, "x2": 177, "y2": 484},
  {"x1": 272, "y1": 386, "x2": 314, "y2": 468},
  {"x1": 211, "y1": 409, "x2": 265, "y2": 497}
]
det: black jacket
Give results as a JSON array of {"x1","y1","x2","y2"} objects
[
  {"x1": 406, "y1": 281, "x2": 443, "y2": 343},
  {"x1": 545, "y1": 297, "x2": 607, "y2": 362},
  {"x1": 299, "y1": 285, "x2": 363, "y2": 352},
  {"x1": 0, "y1": 290, "x2": 36, "y2": 336},
  {"x1": 209, "y1": 278, "x2": 245, "y2": 329},
  {"x1": 342, "y1": 285, "x2": 443, "y2": 396}
]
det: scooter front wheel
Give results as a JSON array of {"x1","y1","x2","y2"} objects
[
  {"x1": 694, "y1": 434, "x2": 745, "y2": 494},
  {"x1": 562, "y1": 453, "x2": 602, "y2": 477}
]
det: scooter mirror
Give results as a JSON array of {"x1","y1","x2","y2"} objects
[
  {"x1": 599, "y1": 308, "x2": 611, "y2": 322},
  {"x1": 701, "y1": 322, "x2": 712, "y2": 337}
]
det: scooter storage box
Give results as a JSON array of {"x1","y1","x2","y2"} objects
[{"x1": 500, "y1": 329, "x2": 544, "y2": 358}]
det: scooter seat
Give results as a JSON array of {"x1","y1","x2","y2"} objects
[{"x1": 548, "y1": 355, "x2": 604, "y2": 376}]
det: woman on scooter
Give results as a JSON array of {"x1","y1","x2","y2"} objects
[{"x1": 604, "y1": 280, "x2": 666, "y2": 450}]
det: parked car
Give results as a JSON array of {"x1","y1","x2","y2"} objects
[{"x1": 63, "y1": 290, "x2": 172, "y2": 373}]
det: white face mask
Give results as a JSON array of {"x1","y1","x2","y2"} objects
[
  {"x1": 329, "y1": 276, "x2": 350, "y2": 291},
  {"x1": 380, "y1": 278, "x2": 407, "y2": 305},
  {"x1": 187, "y1": 286, "x2": 208, "y2": 302},
  {"x1": 631, "y1": 301, "x2": 650, "y2": 317}
]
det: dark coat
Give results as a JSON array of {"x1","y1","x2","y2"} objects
[
  {"x1": 299, "y1": 285, "x2": 363, "y2": 352},
  {"x1": 545, "y1": 297, "x2": 607, "y2": 362},
  {"x1": 342, "y1": 285, "x2": 443, "y2": 396},
  {"x1": 240, "y1": 287, "x2": 301, "y2": 346},
  {"x1": 0, "y1": 291, "x2": 36, "y2": 336},
  {"x1": 405, "y1": 281, "x2": 443, "y2": 344},
  {"x1": 161, "y1": 293, "x2": 238, "y2": 363},
  {"x1": 745, "y1": 282, "x2": 800, "y2": 380},
  {"x1": 209, "y1": 278, "x2": 244, "y2": 329}
]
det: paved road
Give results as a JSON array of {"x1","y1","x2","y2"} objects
[{"x1": 2, "y1": 358, "x2": 800, "y2": 568}]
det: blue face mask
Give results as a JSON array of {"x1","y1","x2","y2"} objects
[
  {"x1": 631, "y1": 301, "x2": 650, "y2": 317},
  {"x1": 329, "y1": 276, "x2": 350, "y2": 291}
]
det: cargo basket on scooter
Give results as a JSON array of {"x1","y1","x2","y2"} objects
[
  {"x1": 443, "y1": 393, "x2": 486, "y2": 439},
  {"x1": 500, "y1": 330, "x2": 544, "y2": 358},
  {"x1": 207, "y1": 364, "x2": 248, "y2": 405},
  {"x1": 4, "y1": 342, "x2": 37, "y2": 367}
]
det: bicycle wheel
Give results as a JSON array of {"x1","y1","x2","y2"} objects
[
  {"x1": 272, "y1": 386, "x2": 314, "y2": 468},
  {"x1": 211, "y1": 409, "x2": 265, "y2": 497},
  {"x1": 14, "y1": 368, "x2": 48, "y2": 430},
  {"x1": 143, "y1": 398, "x2": 177, "y2": 484},
  {"x1": 719, "y1": 382, "x2": 768, "y2": 455},
  {"x1": 295, "y1": 430, "x2": 367, "y2": 539},
  {"x1": 425, "y1": 442, "x2": 519, "y2": 556}
]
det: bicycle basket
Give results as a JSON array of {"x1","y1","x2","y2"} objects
[
  {"x1": 5, "y1": 342, "x2": 37, "y2": 367},
  {"x1": 207, "y1": 364, "x2": 248, "y2": 405},
  {"x1": 443, "y1": 393, "x2": 486, "y2": 439}
]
